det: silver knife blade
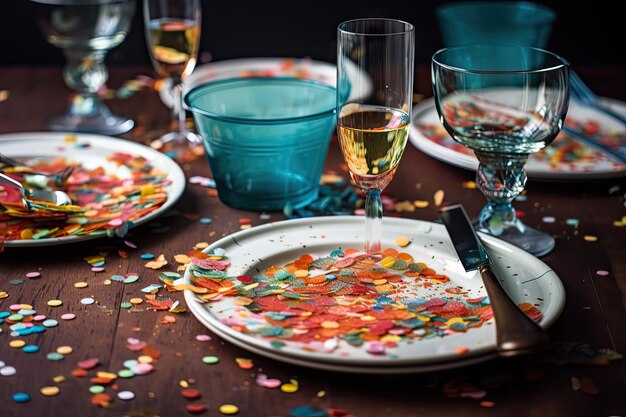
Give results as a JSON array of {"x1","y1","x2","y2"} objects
[
  {"x1": 438, "y1": 203, "x2": 488, "y2": 271},
  {"x1": 438, "y1": 203, "x2": 551, "y2": 357}
]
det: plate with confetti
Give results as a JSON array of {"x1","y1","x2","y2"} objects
[
  {"x1": 410, "y1": 97, "x2": 626, "y2": 180},
  {"x1": 182, "y1": 216, "x2": 565, "y2": 373},
  {"x1": 160, "y1": 57, "x2": 371, "y2": 109},
  {"x1": 0, "y1": 132, "x2": 185, "y2": 247}
]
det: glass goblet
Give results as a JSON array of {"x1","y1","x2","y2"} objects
[
  {"x1": 143, "y1": 0, "x2": 201, "y2": 146},
  {"x1": 431, "y1": 45, "x2": 570, "y2": 256},
  {"x1": 337, "y1": 18, "x2": 415, "y2": 257},
  {"x1": 31, "y1": 0, "x2": 136, "y2": 135}
]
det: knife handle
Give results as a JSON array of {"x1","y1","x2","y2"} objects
[{"x1": 479, "y1": 263, "x2": 551, "y2": 357}]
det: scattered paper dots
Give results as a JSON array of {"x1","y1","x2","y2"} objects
[
  {"x1": 47, "y1": 300, "x2": 63, "y2": 307},
  {"x1": 117, "y1": 390, "x2": 135, "y2": 400},
  {"x1": 596, "y1": 270, "x2": 609, "y2": 276},
  {"x1": 219, "y1": 404, "x2": 239, "y2": 415},
  {"x1": 40, "y1": 386, "x2": 60, "y2": 396}
]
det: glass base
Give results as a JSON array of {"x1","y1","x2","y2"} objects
[
  {"x1": 48, "y1": 109, "x2": 134, "y2": 136},
  {"x1": 475, "y1": 218, "x2": 555, "y2": 257},
  {"x1": 159, "y1": 129, "x2": 202, "y2": 145}
]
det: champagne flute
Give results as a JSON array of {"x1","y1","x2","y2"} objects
[
  {"x1": 431, "y1": 45, "x2": 570, "y2": 256},
  {"x1": 31, "y1": 0, "x2": 136, "y2": 135},
  {"x1": 337, "y1": 18, "x2": 415, "y2": 257},
  {"x1": 144, "y1": 0, "x2": 201, "y2": 146}
]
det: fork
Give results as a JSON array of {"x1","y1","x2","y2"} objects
[
  {"x1": 569, "y1": 69, "x2": 626, "y2": 127},
  {"x1": 0, "y1": 153, "x2": 75, "y2": 187}
]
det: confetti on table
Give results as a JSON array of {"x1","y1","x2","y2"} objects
[{"x1": 219, "y1": 404, "x2": 240, "y2": 415}]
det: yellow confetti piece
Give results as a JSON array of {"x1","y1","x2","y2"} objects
[
  {"x1": 294, "y1": 269, "x2": 309, "y2": 278},
  {"x1": 174, "y1": 254, "x2": 192, "y2": 264},
  {"x1": 138, "y1": 355, "x2": 153, "y2": 364},
  {"x1": 103, "y1": 279, "x2": 112, "y2": 285},
  {"x1": 321, "y1": 321, "x2": 339, "y2": 329},
  {"x1": 74, "y1": 282, "x2": 88, "y2": 289},
  {"x1": 235, "y1": 357, "x2": 254, "y2": 369},
  {"x1": 0, "y1": 89, "x2": 10, "y2": 102},
  {"x1": 413, "y1": 200, "x2": 429, "y2": 208},
  {"x1": 52, "y1": 375, "x2": 66, "y2": 383},
  {"x1": 583, "y1": 235, "x2": 598, "y2": 242},
  {"x1": 47, "y1": 299, "x2": 63, "y2": 307},
  {"x1": 394, "y1": 236, "x2": 410, "y2": 247},
  {"x1": 40, "y1": 386, "x2": 60, "y2": 396},
  {"x1": 20, "y1": 229, "x2": 33, "y2": 239},
  {"x1": 280, "y1": 379, "x2": 299, "y2": 393},
  {"x1": 145, "y1": 254, "x2": 168, "y2": 269},
  {"x1": 20, "y1": 304, "x2": 33, "y2": 309},
  {"x1": 462, "y1": 181, "x2": 477, "y2": 189},
  {"x1": 129, "y1": 298, "x2": 144, "y2": 305},
  {"x1": 179, "y1": 380, "x2": 189, "y2": 388},
  {"x1": 380, "y1": 256, "x2": 395, "y2": 268},
  {"x1": 96, "y1": 372, "x2": 118, "y2": 380},
  {"x1": 394, "y1": 200, "x2": 416, "y2": 212},
  {"x1": 434, "y1": 189, "x2": 445, "y2": 207},
  {"x1": 0, "y1": 291, "x2": 8, "y2": 299},
  {"x1": 174, "y1": 284, "x2": 208, "y2": 294},
  {"x1": 219, "y1": 404, "x2": 239, "y2": 415},
  {"x1": 56, "y1": 346, "x2": 73, "y2": 355},
  {"x1": 234, "y1": 297, "x2": 254, "y2": 306},
  {"x1": 10, "y1": 340, "x2": 26, "y2": 348},
  {"x1": 360, "y1": 315, "x2": 376, "y2": 322},
  {"x1": 194, "y1": 242, "x2": 209, "y2": 249},
  {"x1": 316, "y1": 390, "x2": 326, "y2": 398}
]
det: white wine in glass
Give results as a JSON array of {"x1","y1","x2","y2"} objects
[
  {"x1": 337, "y1": 18, "x2": 415, "y2": 257},
  {"x1": 144, "y1": 0, "x2": 201, "y2": 145}
]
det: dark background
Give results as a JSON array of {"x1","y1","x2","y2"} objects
[{"x1": 2, "y1": 0, "x2": 625, "y2": 70}]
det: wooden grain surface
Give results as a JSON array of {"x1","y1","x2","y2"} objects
[{"x1": 0, "y1": 66, "x2": 625, "y2": 417}]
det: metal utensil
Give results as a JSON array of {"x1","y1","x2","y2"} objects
[
  {"x1": 570, "y1": 69, "x2": 626, "y2": 127},
  {"x1": 0, "y1": 153, "x2": 75, "y2": 186},
  {"x1": 0, "y1": 172, "x2": 75, "y2": 212},
  {"x1": 439, "y1": 203, "x2": 551, "y2": 357}
]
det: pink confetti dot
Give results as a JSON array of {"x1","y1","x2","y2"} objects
[
  {"x1": 91, "y1": 267, "x2": 105, "y2": 272},
  {"x1": 196, "y1": 334, "x2": 212, "y2": 342},
  {"x1": 124, "y1": 240, "x2": 137, "y2": 249},
  {"x1": 134, "y1": 363, "x2": 154, "y2": 375},
  {"x1": 542, "y1": 216, "x2": 556, "y2": 223},
  {"x1": 26, "y1": 272, "x2": 41, "y2": 279},
  {"x1": 596, "y1": 270, "x2": 609, "y2": 276},
  {"x1": 108, "y1": 218, "x2": 123, "y2": 227},
  {"x1": 9, "y1": 304, "x2": 21, "y2": 311},
  {"x1": 61, "y1": 313, "x2": 76, "y2": 320},
  {"x1": 33, "y1": 315, "x2": 46, "y2": 321}
]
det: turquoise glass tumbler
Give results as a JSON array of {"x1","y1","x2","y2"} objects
[
  {"x1": 436, "y1": 1, "x2": 556, "y2": 49},
  {"x1": 185, "y1": 77, "x2": 337, "y2": 211}
]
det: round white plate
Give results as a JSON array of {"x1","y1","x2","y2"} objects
[
  {"x1": 183, "y1": 216, "x2": 565, "y2": 372},
  {"x1": 0, "y1": 132, "x2": 185, "y2": 247},
  {"x1": 161, "y1": 57, "x2": 371, "y2": 109},
  {"x1": 409, "y1": 96, "x2": 626, "y2": 181}
]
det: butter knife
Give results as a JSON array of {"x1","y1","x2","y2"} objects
[{"x1": 439, "y1": 204, "x2": 551, "y2": 357}]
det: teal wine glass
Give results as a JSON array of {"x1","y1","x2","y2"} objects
[{"x1": 432, "y1": 45, "x2": 569, "y2": 256}]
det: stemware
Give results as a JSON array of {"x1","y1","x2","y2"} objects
[
  {"x1": 143, "y1": 0, "x2": 201, "y2": 146},
  {"x1": 431, "y1": 45, "x2": 570, "y2": 256},
  {"x1": 336, "y1": 18, "x2": 415, "y2": 257},
  {"x1": 31, "y1": 0, "x2": 136, "y2": 135}
]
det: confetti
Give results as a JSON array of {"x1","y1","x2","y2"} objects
[
  {"x1": 40, "y1": 386, "x2": 60, "y2": 396},
  {"x1": 596, "y1": 270, "x2": 609, "y2": 276},
  {"x1": 219, "y1": 404, "x2": 239, "y2": 415}
]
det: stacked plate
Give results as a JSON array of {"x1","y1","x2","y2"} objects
[{"x1": 183, "y1": 216, "x2": 565, "y2": 374}]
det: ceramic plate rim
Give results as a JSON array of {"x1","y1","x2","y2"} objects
[
  {"x1": 183, "y1": 215, "x2": 565, "y2": 370},
  {"x1": 0, "y1": 131, "x2": 185, "y2": 247},
  {"x1": 160, "y1": 56, "x2": 371, "y2": 108},
  {"x1": 409, "y1": 96, "x2": 626, "y2": 181}
]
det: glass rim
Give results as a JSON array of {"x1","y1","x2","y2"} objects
[
  {"x1": 432, "y1": 45, "x2": 569, "y2": 75},
  {"x1": 436, "y1": 1, "x2": 556, "y2": 23},
  {"x1": 184, "y1": 77, "x2": 337, "y2": 124},
  {"x1": 337, "y1": 17, "x2": 414, "y2": 36}
]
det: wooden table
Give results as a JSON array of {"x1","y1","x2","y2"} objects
[{"x1": 1, "y1": 66, "x2": 625, "y2": 417}]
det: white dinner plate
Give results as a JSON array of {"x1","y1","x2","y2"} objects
[
  {"x1": 0, "y1": 132, "x2": 185, "y2": 247},
  {"x1": 409, "y1": 96, "x2": 626, "y2": 181},
  {"x1": 160, "y1": 57, "x2": 371, "y2": 109},
  {"x1": 183, "y1": 216, "x2": 565, "y2": 373}
]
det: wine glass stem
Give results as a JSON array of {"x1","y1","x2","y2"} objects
[
  {"x1": 364, "y1": 188, "x2": 383, "y2": 255},
  {"x1": 474, "y1": 151, "x2": 528, "y2": 234},
  {"x1": 171, "y1": 78, "x2": 186, "y2": 135}
]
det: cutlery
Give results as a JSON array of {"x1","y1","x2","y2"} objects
[
  {"x1": 0, "y1": 153, "x2": 75, "y2": 186},
  {"x1": 570, "y1": 69, "x2": 626, "y2": 127},
  {"x1": 562, "y1": 125, "x2": 626, "y2": 164},
  {"x1": 439, "y1": 203, "x2": 551, "y2": 357},
  {"x1": 0, "y1": 172, "x2": 78, "y2": 213}
]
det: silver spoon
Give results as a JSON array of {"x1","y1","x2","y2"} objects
[{"x1": 0, "y1": 172, "x2": 76, "y2": 213}]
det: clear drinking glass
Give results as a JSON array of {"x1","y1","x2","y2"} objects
[
  {"x1": 431, "y1": 45, "x2": 570, "y2": 256},
  {"x1": 31, "y1": 0, "x2": 136, "y2": 135},
  {"x1": 337, "y1": 18, "x2": 415, "y2": 257},
  {"x1": 143, "y1": 0, "x2": 201, "y2": 146}
]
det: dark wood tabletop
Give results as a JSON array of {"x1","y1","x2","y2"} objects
[{"x1": 1, "y1": 65, "x2": 625, "y2": 417}]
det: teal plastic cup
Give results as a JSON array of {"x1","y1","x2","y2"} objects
[
  {"x1": 185, "y1": 77, "x2": 337, "y2": 211},
  {"x1": 436, "y1": 1, "x2": 556, "y2": 49}
]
